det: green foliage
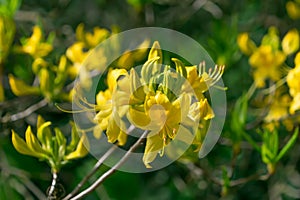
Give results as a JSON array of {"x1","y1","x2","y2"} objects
[{"x1": 0, "y1": 0, "x2": 300, "y2": 199}]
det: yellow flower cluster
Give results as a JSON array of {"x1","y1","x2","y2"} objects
[
  {"x1": 238, "y1": 27, "x2": 300, "y2": 130},
  {"x1": 11, "y1": 116, "x2": 89, "y2": 173},
  {"x1": 8, "y1": 24, "x2": 115, "y2": 101},
  {"x1": 66, "y1": 23, "x2": 110, "y2": 79},
  {"x1": 238, "y1": 27, "x2": 299, "y2": 88},
  {"x1": 92, "y1": 41, "x2": 224, "y2": 168},
  {"x1": 16, "y1": 25, "x2": 53, "y2": 58}
]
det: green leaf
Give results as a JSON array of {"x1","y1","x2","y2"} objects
[
  {"x1": 275, "y1": 128, "x2": 299, "y2": 162},
  {"x1": 0, "y1": 0, "x2": 21, "y2": 16},
  {"x1": 222, "y1": 167, "x2": 230, "y2": 188},
  {"x1": 261, "y1": 143, "x2": 274, "y2": 164},
  {"x1": 269, "y1": 129, "x2": 278, "y2": 156},
  {"x1": 230, "y1": 93, "x2": 248, "y2": 142}
]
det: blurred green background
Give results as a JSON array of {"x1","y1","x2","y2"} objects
[{"x1": 1, "y1": 0, "x2": 300, "y2": 199}]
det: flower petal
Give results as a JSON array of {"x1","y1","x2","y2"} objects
[{"x1": 143, "y1": 131, "x2": 164, "y2": 168}]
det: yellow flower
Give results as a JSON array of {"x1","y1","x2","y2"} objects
[
  {"x1": 131, "y1": 92, "x2": 190, "y2": 168},
  {"x1": 264, "y1": 91, "x2": 291, "y2": 131},
  {"x1": 289, "y1": 93, "x2": 300, "y2": 115},
  {"x1": 17, "y1": 26, "x2": 53, "y2": 58},
  {"x1": 237, "y1": 33, "x2": 257, "y2": 55},
  {"x1": 184, "y1": 65, "x2": 208, "y2": 100},
  {"x1": 116, "y1": 40, "x2": 150, "y2": 69},
  {"x1": 287, "y1": 53, "x2": 300, "y2": 114},
  {"x1": 32, "y1": 57, "x2": 48, "y2": 74},
  {"x1": 66, "y1": 42, "x2": 90, "y2": 78},
  {"x1": 89, "y1": 41, "x2": 224, "y2": 168},
  {"x1": 8, "y1": 74, "x2": 40, "y2": 96},
  {"x1": 286, "y1": 1, "x2": 300, "y2": 20},
  {"x1": 94, "y1": 69, "x2": 129, "y2": 145},
  {"x1": 249, "y1": 45, "x2": 286, "y2": 87},
  {"x1": 76, "y1": 23, "x2": 110, "y2": 48},
  {"x1": 287, "y1": 66, "x2": 300, "y2": 97},
  {"x1": 282, "y1": 29, "x2": 299, "y2": 55},
  {"x1": 12, "y1": 117, "x2": 89, "y2": 173}
]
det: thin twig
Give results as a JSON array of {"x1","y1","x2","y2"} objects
[
  {"x1": 69, "y1": 130, "x2": 149, "y2": 200},
  {"x1": 47, "y1": 172, "x2": 58, "y2": 199},
  {"x1": 0, "y1": 98, "x2": 48, "y2": 123},
  {"x1": 62, "y1": 145, "x2": 117, "y2": 200},
  {"x1": 63, "y1": 125, "x2": 136, "y2": 200},
  {"x1": 230, "y1": 172, "x2": 270, "y2": 187}
]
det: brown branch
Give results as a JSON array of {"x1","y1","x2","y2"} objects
[
  {"x1": 68, "y1": 130, "x2": 148, "y2": 200},
  {"x1": 0, "y1": 98, "x2": 47, "y2": 123}
]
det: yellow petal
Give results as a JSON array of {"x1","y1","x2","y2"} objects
[
  {"x1": 8, "y1": 74, "x2": 40, "y2": 96},
  {"x1": 128, "y1": 106, "x2": 151, "y2": 128},
  {"x1": 29, "y1": 26, "x2": 42, "y2": 44},
  {"x1": 25, "y1": 126, "x2": 48, "y2": 156},
  {"x1": 85, "y1": 27, "x2": 109, "y2": 47},
  {"x1": 106, "y1": 113, "x2": 126, "y2": 144},
  {"x1": 129, "y1": 68, "x2": 145, "y2": 104},
  {"x1": 117, "y1": 121, "x2": 127, "y2": 146},
  {"x1": 143, "y1": 131, "x2": 164, "y2": 168},
  {"x1": 75, "y1": 23, "x2": 85, "y2": 42},
  {"x1": 148, "y1": 41, "x2": 162, "y2": 64},
  {"x1": 35, "y1": 43, "x2": 53, "y2": 58},
  {"x1": 120, "y1": 39, "x2": 150, "y2": 69},
  {"x1": 282, "y1": 29, "x2": 299, "y2": 55},
  {"x1": 66, "y1": 42, "x2": 88, "y2": 64},
  {"x1": 200, "y1": 98, "x2": 215, "y2": 120},
  {"x1": 37, "y1": 121, "x2": 52, "y2": 148},
  {"x1": 12, "y1": 130, "x2": 42, "y2": 158},
  {"x1": 107, "y1": 68, "x2": 128, "y2": 92},
  {"x1": 65, "y1": 133, "x2": 89, "y2": 160},
  {"x1": 93, "y1": 124, "x2": 103, "y2": 139},
  {"x1": 237, "y1": 33, "x2": 257, "y2": 55},
  {"x1": 286, "y1": 1, "x2": 300, "y2": 20},
  {"x1": 290, "y1": 93, "x2": 300, "y2": 114},
  {"x1": 141, "y1": 56, "x2": 160, "y2": 83},
  {"x1": 96, "y1": 90, "x2": 111, "y2": 106},
  {"x1": 155, "y1": 92, "x2": 170, "y2": 109},
  {"x1": 39, "y1": 68, "x2": 52, "y2": 100},
  {"x1": 172, "y1": 58, "x2": 187, "y2": 78},
  {"x1": 32, "y1": 58, "x2": 48, "y2": 74}
]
